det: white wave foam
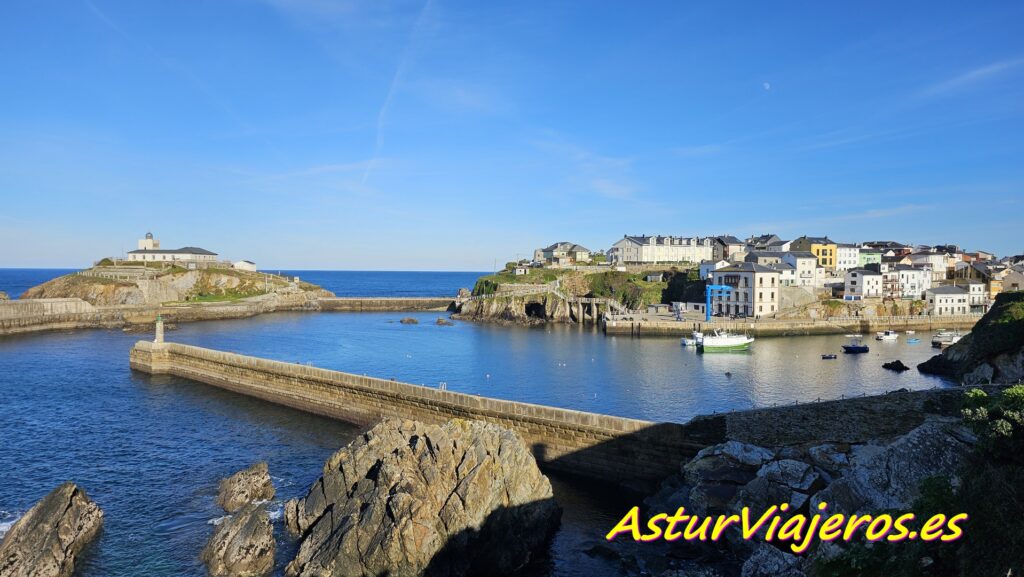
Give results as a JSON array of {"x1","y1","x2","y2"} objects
[
  {"x1": 0, "y1": 518, "x2": 19, "y2": 539},
  {"x1": 207, "y1": 515, "x2": 229, "y2": 526},
  {"x1": 268, "y1": 503, "x2": 284, "y2": 521}
]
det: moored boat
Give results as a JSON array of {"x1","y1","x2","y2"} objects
[
  {"x1": 875, "y1": 330, "x2": 899, "y2": 341},
  {"x1": 680, "y1": 331, "x2": 703, "y2": 347},
  {"x1": 907, "y1": 338, "x2": 921, "y2": 344},
  {"x1": 822, "y1": 354, "x2": 837, "y2": 360},
  {"x1": 697, "y1": 330, "x2": 754, "y2": 352},
  {"x1": 931, "y1": 330, "x2": 963, "y2": 348},
  {"x1": 842, "y1": 339, "x2": 870, "y2": 354}
]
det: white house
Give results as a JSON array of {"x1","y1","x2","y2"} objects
[
  {"x1": 232, "y1": 260, "x2": 257, "y2": 272},
  {"x1": 844, "y1": 269, "x2": 882, "y2": 300},
  {"x1": 835, "y1": 244, "x2": 861, "y2": 272},
  {"x1": 770, "y1": 262, "x2": 797, "y2": 286},
  {"x1": 909, "y1": 251, "x2": 950, "y2": 282},
  {"x1": 880, "y1": 265, "x2": 932, "y2": 300},
  {"x1": 710, "y1": 263, "x2": 780, "y2": 318},
  {"x1": 127, "y1": 232, "x2": 218, "y2": 265},
  {"x1": 535, "y1": 242, "x2": 591, "y2": 265},
  {"x1": 781, "y1": 252, "x2": 820, "y2": 288},
  {"x1": 610, "y1": 235, "x2": 713, "y2": 264},
  {"x1": 699, "y1": 259, "x2": 731, "y2": 280},
  {"x1": 925, "y1": 286, "x2": 969, "y2": 315}
]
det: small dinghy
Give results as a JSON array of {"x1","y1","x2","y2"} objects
[
  {"x1": 821, "y1": 354, "x2": 837, "y2": 360},
  {"x1": 907, "y1": 338, "x2": 921, "y2": 344}
]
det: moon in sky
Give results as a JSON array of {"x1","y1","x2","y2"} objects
[{"x1": 763, "y1": 82, "x2": 772, "y2": 91}]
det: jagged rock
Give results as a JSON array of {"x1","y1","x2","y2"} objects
[
  {"x1": 216, "y1": 462, "x2": 274, "y2": 513},
  {"x1": 811, "y1": 417, "x2": 976, "y2": 514},
  {"x1": 740, "y1": 544, "x2": 805, "y2": 577},
  {"x1": 435, "y1": 317, "x2": 454, "y2": 326},
  {"x1": 807, "y1": 443, "x2": 850, "y2": 472},
  {"x1": 456, "y1": 287, "x2": 471, "y2": 299},
  {"x1": 399, "y1": 317, "x2": 419, "y2": 324},
  {"x1": 0, "y1": 290, "x2": 9, "y2": 301},
  {"x1": 284, "y1": 418, "x2": 561, "y2": 577},
  {"x1": 883, "y1": 360, "x2": 910, "y2": 372},
  {"x1": 670, "y1": 442, "x2": 776, "y2": 515},
  {"x1": 0, "y1": 482, "x2": 103, "y2": 577},
  {"x1": 201, "y1": 503, "x2": 274, "y2": 577}
]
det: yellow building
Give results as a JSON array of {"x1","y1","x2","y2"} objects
[{"x1": 789, "y1": 236, "x2": 837, "y2": 270}]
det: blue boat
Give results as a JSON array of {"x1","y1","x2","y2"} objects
[
  {"x1": 842, "y1": 339, "x2": 870, "y2": 354},
  {"x1": 907, "y1": 338, "x2": 921, "y2": 344}
]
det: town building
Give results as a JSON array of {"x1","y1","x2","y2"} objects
[
  {"x1": 925, "y1": 286, "x2": 969, "y2": 316},
  {"x1": 789, "y1": 236, "x2": 838, "y2": 270},
  {"x1": 862, "y1": 241, "x2": 912, "y2": 257},
  {"x1": 835, "y1": 243, "x2": 861, "y2": 272},
  {"x1": 781, "y1": 251, "x2": 820, "y2": 288},
  {"x1": 711, "y1": 235, "x2": 746, "y2": 261},
  {"x1": 858, "y1": 249, "x2": 882, "y2": 268},
  {"x1": 743, "y1": 251, "x2": 783, "y2": 266},
  {"x1": 609, "y1": 235, "x2": 713, "y2": 264},
  {"x1": 127, "y1": 232, "x2": 218, "y2": 265},
  {"x1": 770, "y1": 262, "x2": 797, "y2": 286},
  {"x1": 881, "y1": 265, "x2": 932, "y2": 300},
  {"x1": 534, "y1": 242, "x2": 592, "y2": 265},
  {"x1": 699, "y1": 259, "x2": 730, "y2": 280},
  {"x1": 844, "y1": 269, "x2": 883, "y2": 300},
  {"x1": 710, "y1": 263, "x2": 780, "y2": 318},
  {"x1": 232, "y1": 260, "x2": 257, "y2": 272},
  {"x1": 764, "y1": 239, "x2": 793, "y2": 252},
  {"x1": 745, "y1": 234, "x2": 782, "y2": 251},
  {"x1": 909, "y1": 251, "x2": 952, "y2": 282}
]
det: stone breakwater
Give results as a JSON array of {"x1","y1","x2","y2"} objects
[
  {"x1": 129, "y1": 340, "x2": 967, "y2": 489},
  {"x1": 129, "y1": 340, "x2": 718, "y2": 486},
  {"x1": 0, "y1": 295, "x2": 456, "y2": 336}
]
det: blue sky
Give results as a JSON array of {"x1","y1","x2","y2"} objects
[{"x1": 1, "y1": 1, "x2": 1022, "y2": 269}]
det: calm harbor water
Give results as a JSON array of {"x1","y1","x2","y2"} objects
[{"x1": 0, "y1": 270, "x2": 955, "y2": 576}]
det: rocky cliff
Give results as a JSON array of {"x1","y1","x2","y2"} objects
[
  {"x1": 454, "y1": 292, "x2": 571, "y2": 324},
  {"x1": 202, "y1": 463, "x2": 276, "y2": 577},
  {"x1": 284, "y1": 418, "x2": 561, "y2": 577},
  {"x1": 0, "y1": 482, "x2": 104, "y2": 577},
  {"x1": 918, "y1": 291, "x2": 1024, "y2": 384},
  {"x1": 20, "y1": 268, "x2": 334, "y2": 307}
]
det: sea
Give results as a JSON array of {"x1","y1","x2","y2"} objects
[{"x1": 0, "y1": 269, "x2": 955, "y2": 576}]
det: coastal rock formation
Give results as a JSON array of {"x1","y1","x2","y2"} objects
[
  {"x1": 284, "y1": 418, "x2": 561, "y2": 577},
  {"x1": 201, "y1": 504, "x2": 275, "y2": 577},
  {"x1": 399, "y1": 316, "x2": 419, "y2": 324},
  {"x1": 216, "y1": 462, "x2": 275, "y2": 513},
  {"x1": 202, "y1": 464, "x2": 277, "y2": 576},
  {"x1": 0, "y1": 482, "x2": 103, "y2": 577},
  {"x1": 0, "y1": 290, "x2": 9, "y2": 301},
  {"x1": 20, "y1": 267, "x2": 334, "y2": 307},
  {"x1": 645, "y1": 416, "x2": 975, "y2": 569},
  {"x1": 454, "y1": 293, "x2": 571, "y2": 324},
  {"x1": 919, "y1": 291, "x2": 1024, "y2": 384},
  {"x1": 882, "y1": 359, "x2": 910, "y2": 372}
]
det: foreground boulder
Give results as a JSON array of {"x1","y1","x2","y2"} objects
[
  {"x1": 203, "y1": 463, "x2": 276, "y2": 577},
  {"x1": 284, "y1": 418, "x2": 561, "y2": 577},
  {"x1": 216, "y1": 461, "x2": 275, "y2": 513},
  {"x1": 0, "y1": 482, "x2": 103, "y2": 577},
  {"x1": 201, "y1": 504, "x2": 275, "y2": 577}
]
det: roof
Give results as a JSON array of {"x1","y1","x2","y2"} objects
[
  {"x1": 766, "y1": 239, "x2": 790, "y2": 247},
  {"x1": 744, "y1": 251, "x2": 782, "y2": 259},
  {"x1": 893, "y1": 264, "x2": 929, "y2": 272},
  {"x1": 237, "y1": 260, "x2": 255, "y2": 264},
  {"x1": 714, "y1": 235, "x2": 743, "y2": 245},
  {"x1": 847, "y1": 268, "x2": 881, "y2": 276},
  {"x1": 782, "y1": 251, "x2": 817, "y2": 259},
  {"x1": 836, "y1": 243, "x2": 859, "y2": 248},
  {"x1": 542, "y1": 242, "x2": 590, "y2": 253},
  {"x1": 716, "y1": 262, "x2": 778, "y2": 274},
  {"x1": 793, "y1": 235, "x2": 835, "y2": 245},
  {"x1": 769, "y1": 263, "x2": 795, "y2": 270},
  {"x1": 127, "y1": 246, "x2": 217, "y2": 255},
  {"x1": 863, "y1": 240, "x2": 910, "y2": 249},
  {"x1": 926, "y1": 286, "x2": 968, "y2": 295}
]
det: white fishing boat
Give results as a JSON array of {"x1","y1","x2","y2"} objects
[
  {"x1": 680, "y1": 331, "x2": 703, "y2": 347},
  {"x1": 875, "y1": 330, "x2": 899, "y2": 341},
  {"x1": 844, "y1": 333, "x2": 863, "y2": 338},
  {"x1": 697, "y1": 330, "x2": 754, "y2": 352},
  {"x1": 932, "y1": 330, "x2": 964, "y2": 348},
  {"x1": 905, "y1": 330, "x2": 916, "y2": 335}
]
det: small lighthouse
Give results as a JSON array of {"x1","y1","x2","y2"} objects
[{"x1": 154, "y1": 315, "x2": 164, "y2": 344}]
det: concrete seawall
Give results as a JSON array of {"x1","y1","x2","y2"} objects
[
  {"x1": 129, "y1": 340, "x2": 721, "y2": 486},
  {"x1": 318, "y1": 297, "x2": 454, "y2": 312},
  {"x1": 603, "y1": 315, "x2": 981, "y2": 337}
]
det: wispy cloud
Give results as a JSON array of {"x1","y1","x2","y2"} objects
[
  {"x1": 534, "y1": 134, "x2": 641, "y2": 200},
  {"x1": 363, "y1": 0, "x2": 434, "y2": 184},
  {"x1": 920, "y1": 57, "x2": 1024, "y2": 97}
]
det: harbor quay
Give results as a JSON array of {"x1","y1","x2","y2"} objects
[{"x1": 602, "y1": 313, "x2": 982, "y2": 337}]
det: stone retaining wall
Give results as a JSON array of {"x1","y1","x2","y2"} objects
[
  {"x1": 129, "y1": 341, "x2": 719, "y2": 485},
  {"x1": 603, "y1": 316, "x2": 980, "y2": 337},
  {"x1": 318, "y1": 297, "x2": 454, "y2": 312}
]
